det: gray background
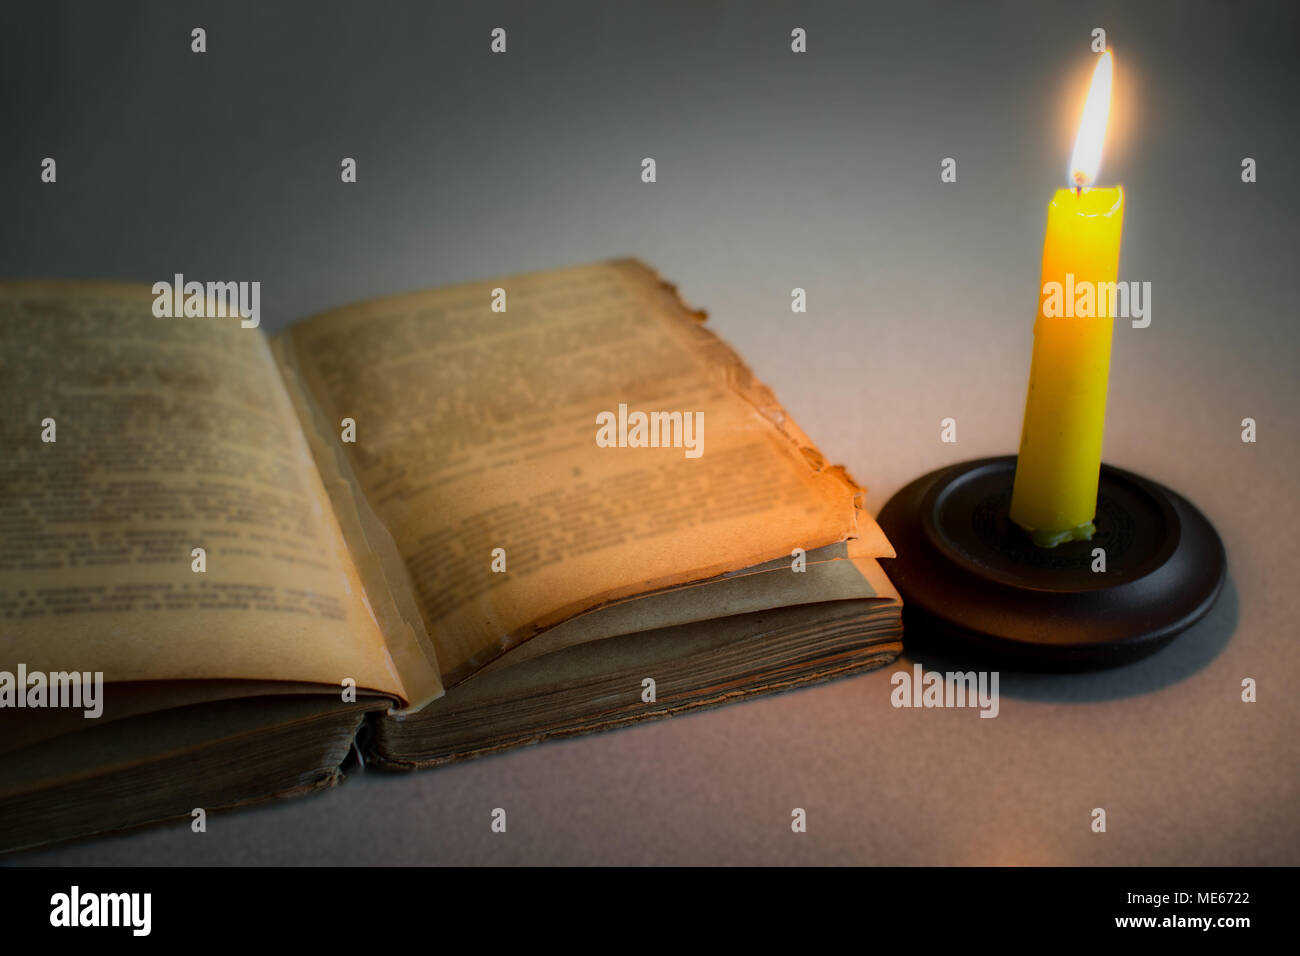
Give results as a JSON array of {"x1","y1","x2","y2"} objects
[{"x1": 3, "y1": 0, "x2": 1297, "y2": 864}]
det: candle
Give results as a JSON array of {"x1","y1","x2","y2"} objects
[{"x1": 1009, "y1": 51, "x2": 1125, "y2": 547}]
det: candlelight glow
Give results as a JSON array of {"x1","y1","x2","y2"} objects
[{"x1": 1068, "y1": 50, "x2": 1113, "y2": 188}]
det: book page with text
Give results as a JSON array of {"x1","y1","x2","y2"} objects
[
  {"x1": 280, "y1": 260, "x2": 892, "y2": 685},
  {"x1": 0, "y1": 282, "x2": 408, "y2": 701}
]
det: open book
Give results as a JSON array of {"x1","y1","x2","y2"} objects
[{"x1": 0, "y1": 260, "x2": 901, "y2": 852}]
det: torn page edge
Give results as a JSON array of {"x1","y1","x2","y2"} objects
[{"x1": 611, "y1": 259, "x2": 894, "y2": 561}]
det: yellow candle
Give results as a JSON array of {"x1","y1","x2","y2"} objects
[{"x1": 1009, "y1": 50, "x2": 1124, "y2": 548}]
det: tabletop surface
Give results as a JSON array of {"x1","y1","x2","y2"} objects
[{"x1": 3, "y1": 0, "x2": 1297, "y2": 865}]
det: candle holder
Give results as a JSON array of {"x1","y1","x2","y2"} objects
[{"x1": 876, "y1": 456, "x2": 1225, "y2": 670}]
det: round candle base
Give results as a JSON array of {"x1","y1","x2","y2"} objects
[{"x1": 876, "y1": 456, "x2": 1226, "y2": 670}]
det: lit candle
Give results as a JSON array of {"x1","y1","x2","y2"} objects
[{"x1": 1009, "y1": 50, "x2": 1125, "y2": 547}]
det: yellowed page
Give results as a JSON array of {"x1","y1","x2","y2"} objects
[
  {"x1": 273, "y1": 335, "x2": 443, "y2": 710},
  {"x1": 0, "y1": 281, "x2": 409, "y2": 701},
  {"x1": 281, "y1": 259, "x2": 891, "y2": 685}
]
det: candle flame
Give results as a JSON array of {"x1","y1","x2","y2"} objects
[{"x1": 1068, "y1": 50, "x2": 1113, "y2": 189}]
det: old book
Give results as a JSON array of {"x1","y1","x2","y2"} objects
[{"x1": 0, "y1": 260, "x2": 902, "y2": 852}]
